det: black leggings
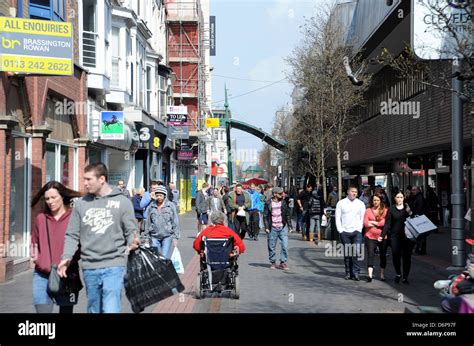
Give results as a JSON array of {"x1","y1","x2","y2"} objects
[
  {"x1": 390, "y1": 235, "x2": 416, "y2": 279},
  {"x1": 365, "y1": 238, "x2": 388, "y2": 269}
]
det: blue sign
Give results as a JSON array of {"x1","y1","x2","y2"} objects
[{"x1": 191, "y1": 175, "x2": 197, "y2": 199}]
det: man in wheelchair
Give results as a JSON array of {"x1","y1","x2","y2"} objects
[{"x1": 193, "y1": 211, "x2": 246, "y2": 298}]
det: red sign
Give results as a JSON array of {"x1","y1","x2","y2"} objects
[{"x1": 178, "y1": 150, "x2": 193, "y2": 160}]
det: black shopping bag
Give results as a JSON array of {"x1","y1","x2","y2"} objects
[{"x1": 124, "y1": 247, "x2": 185, "y2": 313}]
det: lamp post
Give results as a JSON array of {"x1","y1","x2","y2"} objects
[{"x1": 224, "y1": 85, "x2": 233, "y2": 185}]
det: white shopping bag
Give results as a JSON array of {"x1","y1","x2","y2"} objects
[
  {"x1": 404, "y1": 214, "x2": 437, "y2": 239},
  {"x1": 171, "y1": 247, "x2": 184, "y2": 274}
]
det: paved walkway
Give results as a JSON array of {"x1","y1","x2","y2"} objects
[{"x1": 0, "y1": 212, "x2": 463, "y2": 313}]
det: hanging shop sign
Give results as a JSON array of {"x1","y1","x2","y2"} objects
[
  {"x1": 100, "y1": 111, "x2": 124, "y2": 140},
  {"x1": 169, "y1": 125, "x2": 189, "y2": 140},
  {"x1": 0, "y1": 17, "x2": 73, "y2": 75},
  {"x1": 167, "y1": 106, "x2": 188, "y2": 125}
]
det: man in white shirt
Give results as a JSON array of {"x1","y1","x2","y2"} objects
[{"x1": 335, "y1": 184, "x2": 366, "y2": 281}]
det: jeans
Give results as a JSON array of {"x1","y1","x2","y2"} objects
[
  {"x1": 296, "y1": 212, "x2": 304, "y2": 232},
  {"x1": 32, "y1": 270, "x2": 75, "y2": 313},
  {"x1": 267, "y1": 226, "x2": 289, "y2": 263},
  {"x1": 151, "y1": 236, "x2": 173, "y2": 259},
  {"x1": 309, "y1": 215, "x2": 321, "y2": 239},
  {"x1": 339, "y1": 231, "x2": 363, "y2": 277},
  {"x1": 83, "y1": 266, "x2": 125, "y2": 313}
]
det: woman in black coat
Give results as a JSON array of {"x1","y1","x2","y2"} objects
[{"x1": 381, "y1": 191, "x2": 414, "y2": 284}]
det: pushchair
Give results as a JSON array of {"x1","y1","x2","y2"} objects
[{"x1": 195, "y1": 236, "x2": 240, "y2": 299}]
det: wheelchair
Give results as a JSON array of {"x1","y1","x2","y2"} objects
[{"x1": 195, "y1": 236, "x2": 240, "y2": 299}]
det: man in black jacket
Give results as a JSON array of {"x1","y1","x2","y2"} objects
[{"x1": 264, "y1": 187, "x2": 292, "y2": 270}]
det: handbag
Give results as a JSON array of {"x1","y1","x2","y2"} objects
[{"x1": 45, "y1": 218, "x2": 82, "y2": 305}]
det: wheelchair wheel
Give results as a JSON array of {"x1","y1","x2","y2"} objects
[
  {"x1": 195, "y1": 274, "x2": 203, "y2": 299},
  {"x1": 231, "y1": 275, "x2": 240, "y2": 299}
]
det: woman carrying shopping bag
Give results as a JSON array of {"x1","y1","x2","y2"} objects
[
  {"x1": 381, "y1": 191, "x2": 414, "y2": 284},
  {"x1": 30, "y1": 181, "x2": 82, "y2": 313},
  {"x1": 143, "y1": 185, "x2": 180, "y2": 259}
]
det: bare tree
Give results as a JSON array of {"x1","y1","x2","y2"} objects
[{"x1": 287, "y1": 3, "x2": 371, "y2": 199}]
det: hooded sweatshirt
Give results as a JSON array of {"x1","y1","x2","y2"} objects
[
  {"x1": 62, "y1": 187, "x2": 138, "y2": 269},
  {"x1": 31, "y1": 209, "x2": 80, "y2": 274}
]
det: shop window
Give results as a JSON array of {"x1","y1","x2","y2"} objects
[{"x1": 9, "y1": 136, "x2": 30, "y2": 259}]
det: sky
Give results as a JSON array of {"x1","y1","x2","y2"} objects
[{"x1": 210, "y1": 0, "x2": 328, "y2": 164}]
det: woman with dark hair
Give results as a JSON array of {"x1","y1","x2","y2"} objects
[
  {"x1": 364, "y1": 193, "x2": 388, "y2": 282},
  {"x1": 30, "y1": 181, "x2": 82, "y2": 313},
  {"x1": 381, "y1": 191, "x2": 414, "y2": 284}
]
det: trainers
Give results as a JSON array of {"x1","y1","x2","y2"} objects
[
  {"x1": 270, "y1": 262, "x2": 276, "y2": 269},
  {"x1": 279, "y1": 262, "x2": 289, "y2": 271}
]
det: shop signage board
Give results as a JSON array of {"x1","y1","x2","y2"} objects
[
  {"x1": 0, "y1": 17, "x2": 73, "y2": 75},
  {"x1": 167, "y1": 106, "x2": 188, "y2": 125},
  {"x1": 100, "y1": 111, "x2": 124, "y2": 140},
  {"x1": 205, "y1": 118, "x2": 219, "y2": 128},
  {"x1": 169, "y1": 125, "x2": 189, "y2": 139},
  {"x1": 412, "y1": 0, "x2": 471, "y2": 60},
  {"x1": 178, "y1": 150, "x2": 193, "y2": 160}
]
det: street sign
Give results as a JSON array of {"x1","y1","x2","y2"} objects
[
  {"x1": 100, "y1": 111, "x2": 124, "y2": 140},
  {"x1": 412, "y1": 0, "x2": 472, "y2": 60},
  {"x1": 0, "y1": 17, "x2": 73, "y2": 75},
  {"x1": 169, "y1": 125, "x2": 189, "y2": 139},
  {"x1": 206, "y1": 118, "x2": 219, "y2": 128},
  {"x1": 167, "y1": 106, "x2": 188, "y2": 125}
]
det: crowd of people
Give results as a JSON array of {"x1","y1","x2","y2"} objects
[{"x1": 29, "y1": 164, "x2": 471, "y2": 313}]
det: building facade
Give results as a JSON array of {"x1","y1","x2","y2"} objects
[{"x1": 0, "y1": 0, "x2": 88, "y2": 281}]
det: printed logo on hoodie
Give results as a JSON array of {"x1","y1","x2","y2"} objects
[{"x1": 82, "y1": 201, "x2": 121, "y2": 235}]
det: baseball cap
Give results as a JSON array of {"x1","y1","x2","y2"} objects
[{"x1": 272, "y1": 187, "x2": 283, "y2": 195}]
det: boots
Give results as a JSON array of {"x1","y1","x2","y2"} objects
[{"x1": 309, "y1": 233, "x2": 314, "y2": 242}]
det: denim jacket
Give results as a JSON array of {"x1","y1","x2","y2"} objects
[{"x1": 144, "y1": 200, "x2": 180, "y2": 240}]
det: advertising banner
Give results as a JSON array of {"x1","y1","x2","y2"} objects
[
  {"x1": 0, "y1": 17, "x2": 73, "y2": 75},
  {"x1": 167, "y1": 106, "x2": 188, "y2": 125}
]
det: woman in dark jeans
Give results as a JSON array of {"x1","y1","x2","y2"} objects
[
  {"x1": 30, "y1": 181, "x2": 82, "y2": 313},
  {"x1": 381, "y1": 191, "x2": 414, "y2": 284},
  {"x1": 363, "y1": 193, "x2": 388, "y2": 282}
]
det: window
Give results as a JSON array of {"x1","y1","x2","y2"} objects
[
  {"x1": 29, "y1": 0, "x2": 65, "y2": 21},
  {"x1": 111, "y1": 27, "x2": 120, "y2": 87},
  {"x1": 146, "y1": 66, "x2": 152, "y2": 112},
  {"x1": 10, "y1": 135, "x2": 31, "y2": 259}
]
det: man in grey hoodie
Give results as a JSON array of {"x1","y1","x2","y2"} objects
[{"x1": 58, "y1": 162, "x2": 139, "y2": 313}]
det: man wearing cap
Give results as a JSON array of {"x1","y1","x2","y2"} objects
[
  {"x1": 264, "y1": 187, "x2": 292, "y2": 270},
  {"x1": 143, "y1": 185, "x2": 180, "y2": 259}
]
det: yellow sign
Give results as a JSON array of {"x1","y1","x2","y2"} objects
[
  {"x1": 153, "y1": 137, "x2": 161, "y2": 148},
  {"x1": 0, "y1": 17, "x2": 73, "y2": 75},
  {"x1": 205, "y1": 118, "x2": 219, "y2": 128}
]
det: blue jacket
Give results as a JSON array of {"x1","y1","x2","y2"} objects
[
  {"x1": 140, "y1": 191, "x2": 153, "y2": 219},
  {"x1": 248, "y1": 189, "x2": 261, "y2": 211}
]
